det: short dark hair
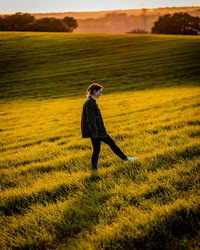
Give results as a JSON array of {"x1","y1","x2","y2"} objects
[{"x1": 86, "y1": 83, "x2": 103, "y2": 97}]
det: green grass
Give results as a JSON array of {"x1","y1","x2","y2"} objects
[
  {"x1": 0, "y1": 32, "x2": 200, "y2": 249},
  {"x1": 0, "y1": 32, "x2": 200, "y2": 100}
]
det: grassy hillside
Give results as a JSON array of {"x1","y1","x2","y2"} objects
[
  {"x1": 0, "y1": 32, "x2": 200, "y2": 101},
  {"x1": 0, "y1": 33, "x2": 200, "y2": 249},
  {"x1": 0, "y1": 87, "x2": 200, "y2": 249}
]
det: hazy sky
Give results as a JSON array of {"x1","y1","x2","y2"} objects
[{"x1": 1, "y1": 0, "x2": 199, "y2": 13}]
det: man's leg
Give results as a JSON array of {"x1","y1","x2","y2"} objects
[
  {"x1": 90, "y1": 138, "x2": 101, "y2": 169},
  {"x1": 101, "y1": 135, "x2": 127, "y2": 160}
]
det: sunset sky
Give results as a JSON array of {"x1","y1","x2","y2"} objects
[{"x1": 1, "y1": 0, "x2": 199, "y2": 13}]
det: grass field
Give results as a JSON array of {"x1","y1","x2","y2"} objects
[{"x1": 0, "y1": 32, "x2": 200, "y2": 249}]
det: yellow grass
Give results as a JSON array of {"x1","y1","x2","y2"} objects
[{"x1": 0, "y1": 86, "x2": 200, "y2": 249}]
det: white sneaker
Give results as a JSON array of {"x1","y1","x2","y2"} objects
[{"x1": 124, "y1": 156, "x2": 138, "y2": 163}]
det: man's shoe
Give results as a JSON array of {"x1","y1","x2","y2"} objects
[{"x1": 124, "y1": 156, "x2": 138, "y2": 163}]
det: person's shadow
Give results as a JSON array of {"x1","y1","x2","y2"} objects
[{"x1": 56, "y1": 170, "x2": 108, "y2": 245}]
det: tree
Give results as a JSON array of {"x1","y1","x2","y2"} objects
[
  {"x1": 63, "y1": 17, "x2": 78, "y2": 32},
  {"x1": 127, "y1": 29, "x2": 148, "y2": 34},
  {"x1": 0, "y1": 13, "x2": 78, "y2": 32},
  {"x1": 0, "y1": 16, "x2": 5, "y2": 31},
  {"x1": 105, "y1": 12, "x2": 128, "y2": 21},
  {"x1": 2, "y1": 12, "x2": 35, "y2": 31},
  {"x1": 152, "y1": 12, "x2": 200, "y2": 35},
  {"x1": 26, "y1": 18, "x2": 68, "y2": 32}
]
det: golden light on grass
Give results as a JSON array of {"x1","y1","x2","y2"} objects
[{"x1": 1, "y1": 86, "x2": 200, "y2": 248}]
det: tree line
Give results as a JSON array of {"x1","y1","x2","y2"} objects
[
  {"x1": 0, "y1": 12, "x2": 78, "y2": 32},
  {"x1": 77, "y1": 12, "x2": 156, "y2": 33},
  {"x1": 77, "y1": 11, "x2": 200, "y2": 35},
  {"x1": 152, "y1": 12, "x2": 200, "y2": 35},
  {"x1": 0, "y1": 11, "x2": 199, "y2": 35}
]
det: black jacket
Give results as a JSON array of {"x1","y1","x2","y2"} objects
[{"x1": 81, "y1": 96, "x2": 108, "y2": 138}]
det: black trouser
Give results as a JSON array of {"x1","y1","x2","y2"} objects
[{"x1": 90, "y1": 134, "x2": 127, "y2": 169}]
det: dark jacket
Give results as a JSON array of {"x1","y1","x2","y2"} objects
[{"x1": 81, "y1": 96, "x2": 108, "y2": 138}]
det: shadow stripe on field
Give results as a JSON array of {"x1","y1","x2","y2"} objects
[{"x1": 1, "y1": 143, "x2": 199, "y2": 216}]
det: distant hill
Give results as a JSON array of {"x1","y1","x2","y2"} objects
[
  {"x1": 1, "y1": 6, "x2": 200, "y2": 33},
  {"x1": 28, "y1": 6, "x2": 200, "y2": 19}
]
